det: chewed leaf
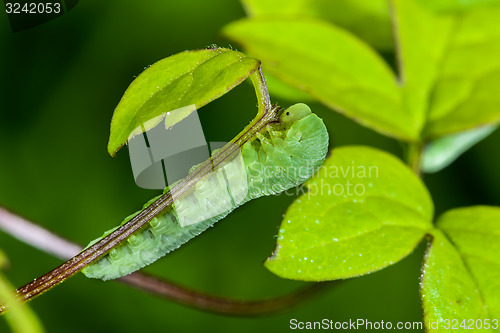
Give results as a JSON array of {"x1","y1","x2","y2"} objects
[
  {"x1": 420, "y1": 229, "x2": 494, "y2": 332},
  {"x1": 265, "y1": 146, "x2": 433, "y2": 281},
  {"x1": 422, "y1": 124, "x2": 497, "y2": 173},
  {"x1": 107, "y1": 48, "x2": 260, "y2": 156}
]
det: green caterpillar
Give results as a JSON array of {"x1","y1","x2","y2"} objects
[{"x1": 82, "y1": 103, "x2": 329, "y2": 280}]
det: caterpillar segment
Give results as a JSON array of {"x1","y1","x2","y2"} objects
[{"x1": 82, "y1": 103, "x2": 329, "y2": 280}]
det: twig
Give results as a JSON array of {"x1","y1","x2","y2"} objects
[
  {"x1": 0, "y1": 206, "x2": 331, "y2": 316},
  {"x1": 6, "y1": 105, "x2": 281, "y2": 306},
  {"x1": 120, "y1": 273, "x2": 331, "y2": 316},
  {"x1": 0, "y1": 207, "x2": 80, "y2": 260}
]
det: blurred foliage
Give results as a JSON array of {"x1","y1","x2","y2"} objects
[
  {"x1": 0, "y1": 252, "x2": 44, "y2": 333},
  {"x1": 225, "y1": 0, "x2": 500, "y2": 142},
  {"x1": 242, "y1": 0, "x2": 394, "y2": 51},
  {"x1": 423, "y1": 125, "x2": 497, "y2": 173},
  {"x1": 0, "y1": 0, "x2": 500, "y2": 332},
  {"x1": 225, "y1": 18, "x2": 411, "y2": 139},
  {"x1": 242, "y1": 0, "x2": 500, "y2": 48}
]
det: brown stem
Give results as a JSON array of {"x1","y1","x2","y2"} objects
[
  {"x1": 0, "y1": 66, "x2": 332, "y2": 315},
  {"x1": 0, "y1": 206, "x2": 332, "y2": 316},
  {"x1": 250, "y1": 67, "x2": 272, "y2": 115},
  {"x1": 0, "y1": 97, "x2": 292, "y2": 312},
  {"x1": 120, "y1": 273, "x2": 332, "y2": 316}
]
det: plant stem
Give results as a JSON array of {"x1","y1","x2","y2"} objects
[
  {"x1": 0, "y1": 68, "x2": 332, "y2": 315},
  {"x1": 250, "y1": 67, "x2": 271, "y2": 116},
  {"x1": 407, "y1": 142, "x2": 423, "y2": 176},
  {"x1": 0, "y1": 206, "x2": 332, "y2": 316},
  {"x1": 121, "y1": 273, "x2": 332, "y2": 316},
  {"x1": 0, "y1": 207, "x2": 81, "y2": 260},
  {"x1": 1, "y1": 104, "x2": 280, "y2": 306},
  {"x1": 3, "y1": 63, "x2": 278, "y2": 305}
]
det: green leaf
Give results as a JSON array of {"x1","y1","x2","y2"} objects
[
  {"x1": 241, "y1": 0, "x2": 500, "y2": 50},
  {"x1": 418, "y1": 0, "x2": 500, "y2": 13},
  {"x1": 422, "y1": 124, "x2": 497, "y2": 173},
  {"x1": 391, "y1": 0, "x2": 454, "y2": 135},
  {"x1": 241, "y1": 0, "x2": 394, "y2": 51},
  {"x1": 229, "y1": 0, "x2": 500, "y2": 143},
  {"x1": 107, "y1": 48, "x2": 260, "y2": 156},
  {"x1": 265, "y1": 146, "x2": 433, "y2": 281},
  {"x1": 0, "y1": 251, "x2": 44, "y2": 333},
  {"x1": 437, "y1": 206, "x2": 500, "y2": 319},
  {"x1": 239, "y1": 0, "x2": 394, "y2": 101},
  {"x1": 424, "y1": 5, "x2": 500, "y2": 139},
  {"x1": 421, "y1": 229, "x2": 494, "y2": 332},
  {"x1": 223, "y1": 19, "x2": 419, "y2": 141}
]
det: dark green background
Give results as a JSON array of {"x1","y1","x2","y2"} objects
[{"x1": 0, "y1": 1, "x2": 499, "y2": 332}]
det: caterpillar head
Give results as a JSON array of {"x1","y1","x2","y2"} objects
[{"x1": 279, "y1": 103, "x2": 312, "y2": 124}]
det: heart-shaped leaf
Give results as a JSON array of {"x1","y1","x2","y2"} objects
[{"x1": 265, "y1": 146, "x2": 433, "y2": 280}]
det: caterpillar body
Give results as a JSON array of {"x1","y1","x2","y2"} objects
[{"x1": 82, "y1": 103, "x2": 329, "y2": 280}]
